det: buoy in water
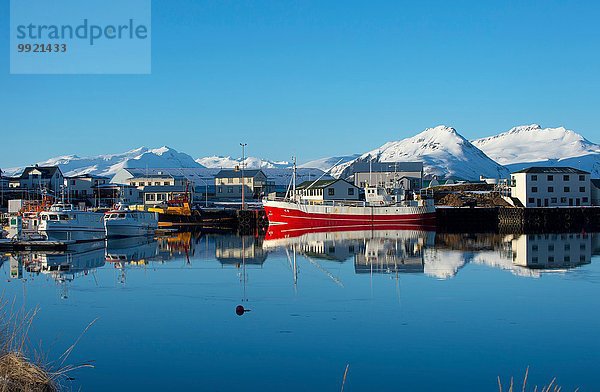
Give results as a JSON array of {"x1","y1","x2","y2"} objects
[{"x1": 236, "y1": 305, "x2": 250, "y2": 316}]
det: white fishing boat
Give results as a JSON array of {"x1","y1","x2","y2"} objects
[
  {"x1": 104, "y1": 204, "x2": 158, "y2": 238},
  {"x1": 39, "y1": 203, "x2": 105, "y2": 242}
]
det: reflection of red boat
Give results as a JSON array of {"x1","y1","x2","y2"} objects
[{"x1": 265, "y1": 222, "x2": 436, "y2": 241}]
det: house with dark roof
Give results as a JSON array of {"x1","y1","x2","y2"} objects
[
  {"x1": 295, "y1": 179, "x2": 360, "y2": 201},
  {"x1": 8, "y1": 165, "x2": 64, "y2": 194},
  {"x1": 214, "y1": 169, "x2": 273, "y2": 200},
  {"x1": 65, "y1": 174, "x2": 110, "y2": 204},
  {"x1": 510, "y1": 167, "x2": 591, "y2": 208}
]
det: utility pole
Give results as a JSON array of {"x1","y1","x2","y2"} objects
[{"x1": 240, "y1": 143, "x2": 247, "y2": 210}]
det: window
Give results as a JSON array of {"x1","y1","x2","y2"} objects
[
  {"x1": 139, "y1": 182, "x2": 145, "y2": 186},
  {"x1": 548, "y1": 244, "x2": 554, "y2": 252},
  {"x1": 81, "y1": 190, "x2": 87, "y2": 196},
  {"x1": 227, "y1": 187, "x2": 233, "y2": 193},
  {"x1": 531, "y1": 187, "x2": 538, "y2": 193},
  {"x1": 583, "y1": 197, "x2": 589, "y2": 203},
  {"x1": 564, "y1": 187, "x2": 570, "y2": 192},
  {"x1": 155, "y1": 182, "x2": 160, "y2": 186},
  {"x1": 579, "y1": 175, "x2": 585, "y2": 181},
  {"x1": 164, "y1": 181, "x2": 169, "y2": 186},
  {"x1": 547, "y1": 175, "x2": 553, "y2": 181},
  {"x1": 145, "y1": 194, "x2": 155, "y2": 201},
  {"x1": 580, "y1": 243, "x2": 586, "y2": 250},
  {"x1": 563, "y1": 175, "x2": 570, "y2": 181},
  {"x1": 157, "y1": 194, "x2": 165, "y2": 201},
  {"x1": 548, "y1": 256, "x2": 555, "y2": 262},
  {"x1": 71, "y1": 180, "x2": 76, "y2": 185},
  {"x1": 580, "y1": 255, "x2": 586, "y2": 262},
  {"x1": 579, "y1": 187, "x2": 586, "y2": 192},
  {"x1": 532, "y1": 257, "x2": 538, "y2": 263},
  {"x1": 328, "y1": 188, "x2": 335, "y2": 196},
  {"x1": 561, "y1": 197, "x2": 567, "y2": 203},
  {"x1": 348, "y1": 188, "x2": 354, "y2": 196},
  {"x1": 131, "y1": 182, "x2": 136, "y2": 186},
  {"x1": 548, "y1": 186, "x2": 554, "y2": 193},
  {"x1": 218, "y1": 187, "x2": 222, "y2": 193},
  {"x1": 227, "y1": 178, "x2": 233, "y2": 184},
  {"x1": 551, "y1": 197, "x2": 557, "y2": 203},
  {"x1": 528, "y1": 198, "x2": 535, "y2": 204},
  {"x1": 564, "y1": 244, "x2": 570, "y2": 251},
  {"x1": 531, "y1": 175, "x2": 538, "y2": 181},
  {"x1": 532, "y1": 245, "x2": 538, "y2": 251}
]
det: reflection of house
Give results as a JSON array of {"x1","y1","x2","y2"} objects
[
  {"x1": 299, "y1": 239, "x2": 363, "y2": 262},
  {"x1": 512, "y1": 233, "x2": 592, "y2": 269},
  {"x1": 215, "y1": 235, "x2": 267, "y2": 265},
  {"x1": 352, "y1": 162, "x2": 423, "y2": 190},
  {"x1": 295, "y1": 179, "x2": 360, "y2": 201},
  {"x1": 510, "y1": 167, "x2": 591, "y2": 207},
  {"x1": 214, "y1": 169, "x2": 272, "y2": 200},
  {"x1": 355, "y1": 238, "x2": 426, "y2": 274},
  {"x1": 9, "y1": 165, "x2": 64, "y2": 194}
]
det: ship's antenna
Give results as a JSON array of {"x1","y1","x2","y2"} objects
[{"x1": 303, "y1": 158, "x2": 343, "y2": 193}]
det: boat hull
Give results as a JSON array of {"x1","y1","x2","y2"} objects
[
  {"x1": 40, "y1": 227, "x2": 106, "y2": 242},
  {"x1": 263, "y1": 200, "x2": 436, "y2": 231},
  {"x1": 105, "y1": 223, "x2": 157, "y2": 238}
]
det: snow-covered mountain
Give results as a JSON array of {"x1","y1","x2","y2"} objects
[
  {"x1": 332, "y1": 125, "x2": 510, "y2": 181},
  {"x1": 4, "y1": 146, "x2": 202, "y2": 177},
  {"x1": 196, "y1": 156, "x2": 290, "y2": 169},
  {"x1": 298, "y1": 154, "x2": 361, "y2": 171},
  {"x1": 472, "y1": 124, "x2": 600, "y2": 177}
]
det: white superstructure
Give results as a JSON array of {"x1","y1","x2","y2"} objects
[{"x1": 39, "y1": 203, "x2": 105, "y2": 242}]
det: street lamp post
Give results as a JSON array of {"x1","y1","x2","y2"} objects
[{"x1": 240, "y1": 143, "x2": 247, "y2": 210}]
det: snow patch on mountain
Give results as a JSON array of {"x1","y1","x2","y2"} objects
[
  {"x1": 298, "y1": 154, "x2": 361, "y2": 171},
  {"x1": 196, "y1": 156, "x2": 290, "y2": 169},
  {"x1": 473, "y1": 124, "x2": 600, "y2": 178},
  {"x1": 332, "y1": 126, "x2": 509, "y2": 181},
  {"x1": 4, "y1": 146, "x2": 202, "y2": 177}
]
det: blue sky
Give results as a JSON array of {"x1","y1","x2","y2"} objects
[{"x1": 1, "y1": 0, "x2": 599, "y2": 167}]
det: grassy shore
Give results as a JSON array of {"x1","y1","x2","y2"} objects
[{"x1": 0, "y1": 300, "x2": 94, "y2": 391}]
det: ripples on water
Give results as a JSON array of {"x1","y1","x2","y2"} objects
[{"x1": 2, "y1": 230, "x2": 599, "y2": 391}]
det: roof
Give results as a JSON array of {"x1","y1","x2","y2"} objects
[
  {"x1": 512, "y1": 167, "x2": 590, "y2": 175},
  {"x1": 352, "y1": 161, "x2": 423, "y2": 173},
  {"x1": 66, "y1": 174, "x2": 109, "y2": 179},
  {"x1": 296, "y1": 179, "x2": 357, "y2": 190},
  {"x1": 16, "y1": 166, "x2": 62, "y2": 179},
  {"x1": 138, "y1": 185, "x2": 189, "y2": 192},
  {"x1": 215, "y1": 169, "x2": 265, "y2": 179},
  {"x1": 130, "y1": 174, "x2": 182, "y2": 180}
]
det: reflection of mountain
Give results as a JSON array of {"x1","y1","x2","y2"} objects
[
  {"x1": 106, "y1": 237, "x2": 159, "y2": 265},
  {"x1": 215, "y1": 235, "x2": 267, "y2": 266}
]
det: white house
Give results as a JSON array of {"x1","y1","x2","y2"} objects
[
  {"x1": 65, "y1": 174, "x2": 109, "y2": 201},
  {"x1": 510, "y1": 167, "x2": 591, "y2": 208},
  {"x1": 295, "y1": 179, "x2": 361, "y2": 202},
  {"x1": 591, "y1": 179, "x2": 600, "y2": 206}
]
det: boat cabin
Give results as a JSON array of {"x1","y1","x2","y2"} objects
[{"x1": 294, "y1": 179, "x2": 360, "y2": 202}]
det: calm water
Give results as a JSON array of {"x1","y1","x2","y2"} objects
[{"x1": 2, "y1": 230, "x2": 599, "y2": 391}]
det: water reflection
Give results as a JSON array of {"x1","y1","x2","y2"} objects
[{"x1": 263, "y1": 229, "x2": 598, "y2": 279}]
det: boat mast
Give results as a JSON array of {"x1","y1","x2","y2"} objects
[{"x1": 292, "y1": 156, "x2": 296, "y2": 201}]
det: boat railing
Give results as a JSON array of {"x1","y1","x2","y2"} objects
[{"x1": 265, "y1": 197, "x2": 427, "y2": 208}]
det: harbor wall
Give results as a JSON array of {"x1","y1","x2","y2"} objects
[{"x1": 436, "y1": 207, "x2": 600, "y2": 233}]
